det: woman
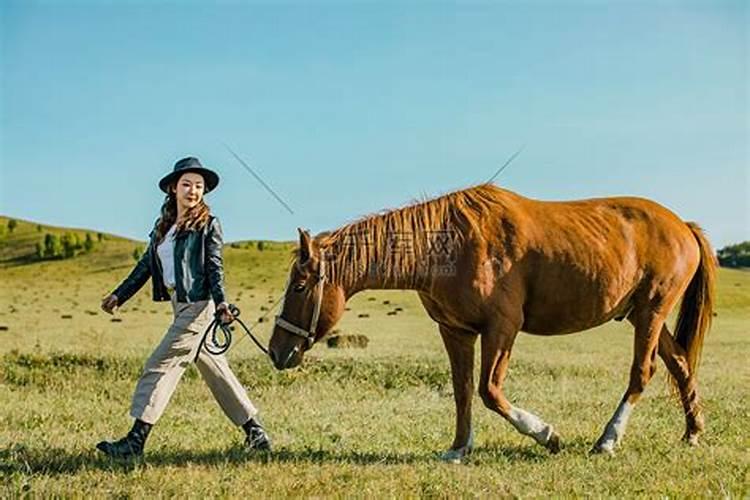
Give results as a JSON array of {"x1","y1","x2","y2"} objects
[{"x1": 97, "y1": 156, "x2": 270, "y2": 458}]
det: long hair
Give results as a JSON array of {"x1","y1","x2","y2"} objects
[
  {"x1": 154, "y1": 180, "x2": 212, "y2": 244},
  {"x1": 673, "y1": 222, "x2": 716, "y2": 379}
]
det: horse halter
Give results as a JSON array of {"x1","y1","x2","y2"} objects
[{"x1": 274, "y1": 249, "x2": 326, "y2": 350}]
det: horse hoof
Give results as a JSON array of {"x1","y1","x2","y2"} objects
[
  {"x1": 440, "y1": 447, "x2": 470, "y2": 464},
  {"x1": 682, "y1": 433, "x2": 700, "y2": 447},
  {"x1": 590, "y1": 441, "x2": 616, "y2": 456},
  {"x1": 546, "y1": 432, "x2": 562, "y2": 454}
]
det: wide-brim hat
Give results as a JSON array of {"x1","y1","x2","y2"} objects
[{"x1": 158, "y1": 156, "x2": 220, "y2": 194}]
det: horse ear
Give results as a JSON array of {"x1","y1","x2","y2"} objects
[{"x1": 298, "y1": 227, "x2": 312, "y2": 264}]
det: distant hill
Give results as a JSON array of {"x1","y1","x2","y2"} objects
[
  {"x1": 0, "y1": 215, "x2": 292, "y2": 268},
  {"x1": 0, "y1": 214, "x2": 300, "y2": 326},
  {"x1": 0, "y1": 215, "x2": 138, "y2": 265}
]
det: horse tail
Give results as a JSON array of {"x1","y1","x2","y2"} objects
[{"x1": 673, "y1": 222, "x2": 716, "y2": 379}]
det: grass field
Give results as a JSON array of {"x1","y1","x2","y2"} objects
[{"x1": 1, "y1": 216, "x2": 748, "y2": 496}]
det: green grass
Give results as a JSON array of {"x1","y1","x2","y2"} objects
[{"x1": 1, "y1": 216, "x2": 748, "y2": 496}]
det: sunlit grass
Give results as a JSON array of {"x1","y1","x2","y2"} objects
[{"x1": 1, "y1": 217, "x2": 748, "y2": 496}]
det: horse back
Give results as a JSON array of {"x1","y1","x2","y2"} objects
[{"x1": 497, "y1": 194, "x2": 699, "y2": 334}]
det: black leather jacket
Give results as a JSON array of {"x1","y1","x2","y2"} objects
[{"x1": 112, "y1": 215, "x2": 227, "y2": 306}]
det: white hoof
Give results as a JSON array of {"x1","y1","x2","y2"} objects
[
  {"x1": 440, "y1": 446, "x2": 471, "y2": 464},
  {"x1": 590, "y1": 440, "x2": 616, "y2": 456}
]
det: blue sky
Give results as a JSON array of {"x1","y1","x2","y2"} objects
[{"x1": 1, "y1": 0, "x2": 747, "y2": 247}]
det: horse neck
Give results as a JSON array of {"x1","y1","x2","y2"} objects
[
  {"x1": 324, "y1": 220, "x2": 438, "y2": 298},
  {"x1": 344, "y1": 257, "x2": 426, "y2": 297}
]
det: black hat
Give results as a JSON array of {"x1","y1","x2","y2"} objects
[{"x1": 158, "y1": 157, "x2": 220, "y2": 194}]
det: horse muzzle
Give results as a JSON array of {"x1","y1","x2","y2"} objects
[{"x1": 269, "y1": 344, "x2": 302, "y2": 370}]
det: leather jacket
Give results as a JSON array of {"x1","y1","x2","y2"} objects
[{"x1": 112, "y1": 215, "x2": 227, "y2": 306}]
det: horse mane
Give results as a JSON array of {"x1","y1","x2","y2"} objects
[{"x1": 301, "y1": 182, "x2": 506, "y2": 289}]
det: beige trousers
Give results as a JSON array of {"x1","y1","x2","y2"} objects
[{"x1": 130, "y1": 293, "x2": 258, "y2": 426}]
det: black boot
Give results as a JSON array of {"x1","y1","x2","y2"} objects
[
  {"x1": 96, "y1": 419, "x2": 152, "y2": 458},
  {"x1": 242, "y1": 417, "x2": 271, "y2": 451}
]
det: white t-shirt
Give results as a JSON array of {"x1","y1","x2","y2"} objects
[{"x1": 156, "y1": 224, "x2": 177, "y2": 289}]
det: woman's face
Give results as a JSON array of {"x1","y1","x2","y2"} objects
[{"x1": 172, "y1": 172, "x2": 205, "y2": 212}]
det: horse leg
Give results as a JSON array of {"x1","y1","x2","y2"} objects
[
  {"x1": 658, "y1": 325, "x2": 704, "y2": 445},
  {"x1": 592, "y1": 311, "x2": 663, "y2": 455},
  {"x1": 478, "y1": 326, "x2": 561, "y2": 453},
  {"x1": 438, "y1": 324, "x2": 478, "y2": 463}
]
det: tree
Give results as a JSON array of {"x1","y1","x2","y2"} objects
[
  {"x1": 97, "y1": 232, "x2": 104, "y2": 242},
  {"x1": 257, "y1": 241, "x2": 266, "y2": 251},
  {"x1": 84, "y1": 233, "x2": 95, "y2": 252},
  {"x1": 717, "y1": 241, "x2": 750, "y2": 268},
  {"x1": 44, "y1": 234, "x2": 62, "y2": 259},
  {"x1": 61, "y1": 233, "x2": 77, "y2": 258},
  {"x1": 37, "y1": 224, "x2": 43, "y2": 232},
  {"x1": 7, "y1": 219, "x2": 17, "y2": 234}
]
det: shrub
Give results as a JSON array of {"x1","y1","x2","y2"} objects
[
  {"x1": 35, "y1": 232, "x2": 90, "y2": 261},
  {"x1": 7, "y1": 219, "x2": 17, "y2": 234}
]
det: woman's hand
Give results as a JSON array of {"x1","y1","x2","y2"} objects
[
  {"x1": 101, "y1": 294, "x2": 119, "y2": 314},
  {"x1": 216, "y1": 302, "x2": 235, "y2": 324}
]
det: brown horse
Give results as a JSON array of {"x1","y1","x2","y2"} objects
[{"x1": 268, "y1": 183, "x2": 715, "y2": 461}]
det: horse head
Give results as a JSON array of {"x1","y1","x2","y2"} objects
[{"x1": 268, "y1": 228, "x2": 346, "y2": 370}]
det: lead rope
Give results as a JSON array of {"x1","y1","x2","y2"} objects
[{"x1": 194, "y1": 304, "x2": 269, "y2": 362}]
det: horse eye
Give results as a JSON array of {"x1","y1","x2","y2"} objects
[{"x1": 293, "y1": 282, "x2": 306, "y2": 293}]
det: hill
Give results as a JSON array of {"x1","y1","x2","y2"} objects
[{"x1": 0, "y1": 215, "x2": 292, "y2": 269}]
